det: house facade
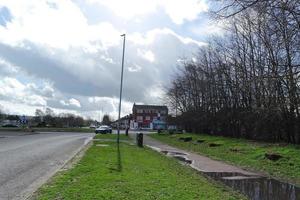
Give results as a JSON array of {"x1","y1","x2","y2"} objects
[
  {"x1": 130, "y1": 104, "x2": 168, "y2": 130},
  {"x1": 111, "y1": 114, "x2": 132, "y2": 129}
]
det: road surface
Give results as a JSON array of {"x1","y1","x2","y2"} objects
[{"x1": 0, "y1": 131, "x2": 94, "y2": 200}]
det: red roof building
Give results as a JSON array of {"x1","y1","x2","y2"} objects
[{"x1": 131, "y1": 104, "x2": 168, "y2": 129}]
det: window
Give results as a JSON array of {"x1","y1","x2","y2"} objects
[
  {"x1": 137, "y1": 109, "x2": 143, "y2": 113},
  {"x1": 137, "y1": 116, "x2": 143, "y2": 122},
  {"x1": 145, "y1": 116, "x2": 150, "y2": 121}
]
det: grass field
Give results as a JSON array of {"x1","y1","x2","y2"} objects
[
  {"x1": 150, "y1": 133, "x2": 300, "y2": 185},
  {"x1": 34, "y1": 135, "x2": 245, "y2": 200}
]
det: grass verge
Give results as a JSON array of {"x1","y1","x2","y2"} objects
[
  {"x1": 34, "y1": 136, "x2": 245, "y2": 200},
  {"x1": 150, "y1": 133, "x2": 300, "y2": 185},
  {"x1": 93, "y1": 133, "x2": 130, "y2": 140}
]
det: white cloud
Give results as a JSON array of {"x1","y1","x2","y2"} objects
[
  {"x1": 0, "y1": 0, "x2": 212, "y2": 120},
  {"x1": 87, "y1": 0, "x2": 208, "y2": 24},
  {"x1": 69, "y1": 98, "x2": 81, "y2": 108},
  {"x1": 163, "y1": 0, "x2": 208, "y2": 24},
  {"x1": 0, "y1": 77, "x2": 25, "y2": 92},
  {"x1": 189, "y1": 20, "x2": 227, "y2": 36},
  {"x1": 87, "y1": 0, "x2": 158, "y2": 20},
  {"x1": 0, "y1": 57, "x2": 19, "y2": 74},
  {"x1": 146, "y1": 84, "x2": 165, "y2": 102},
  {"x1": 129, "y1": 28, "x2": 206, "y2": 47},
  {"x1": 128, "y1": 64, "x2": 142, "y2": 72},
  {"x1": 86, "y1": 96, "x2": 132, "y2": 119},
  {"x1": 0, "y1": 23, "x2": 203, "y2": 115},
  {"x1": 42, "y1": 85, "x2": 55, "y2": 97},
  {"x1": 0, "y1": 100, "x2": 42, "y2": 116},
  {"x1": 60, "y1": 98, "x2": 81, "y2": 108},
  {"x1": 0, "y1": 77, "x2": 47, "y2": 106},
  {"x1": 59, "y1": 100, "x2": 68, "y2": 106},
  {"x1": 0, "y1": 100, "x2": 82, "y2": 117},
  {"x1": 0, "y1": 0, "x2": 122, "y2": 50},
  {"x1": 137, "y1": 49, "x2": 155, "y2": 63}
]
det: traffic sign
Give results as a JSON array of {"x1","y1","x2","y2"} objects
[{"x1": 20, "y1": 115, "x2": 27, "y2": 124}]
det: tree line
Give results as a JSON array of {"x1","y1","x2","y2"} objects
[
  {"x1": 0, "y1": 107, "x2": 94, "y2": 128},
  {"x1": 0, "y1": 106, "x2": 114, "y2": 128},
  {"x1": 33, "y1": 108, "x2": 92, "y2": 128},
  {"x1": 166, "y1": 0, "x2": 300, "y2": 143}
]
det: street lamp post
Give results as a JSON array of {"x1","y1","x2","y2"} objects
[{"x1": 117, "y1": 34, "x2": 126, "y2": 144}]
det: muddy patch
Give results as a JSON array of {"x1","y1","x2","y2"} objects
[
  {"x1": 179, "y1": 137, "x2": 193, "y2": 142},
  {"x1": 208, "y1": 143, "x2": 222, "y2": 147}
]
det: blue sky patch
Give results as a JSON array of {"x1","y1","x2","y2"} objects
[{"x1": 0, "y1": 6, "x2": 12, "y2": 27}]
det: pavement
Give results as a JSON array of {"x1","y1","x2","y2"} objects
[
  {"x1": 135, "y1": 134, "x2": 300, "y2": 200},
  {"x1": 0, "y1": 131, "x2": 94, "y2": 200},
  {"x1": 136, "y1": 133, "x2": 259, "y2": 176}
]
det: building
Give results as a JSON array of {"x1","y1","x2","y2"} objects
[
  {"x1": 130, "y1": 104, "x2": 168, "y2": 130},
  {"x1": 111, "y1": 114, "x2": 132, "y2": 129},
  {"x1": 1, "y1": 119, "x2": 20, "y2": 127}
]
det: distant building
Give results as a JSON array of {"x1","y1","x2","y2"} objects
[
  {"x1": 111, "y1": 114, "x2": 132, "y2": 129},
  {"x1": 1, "y1": 119, "x2": 20, "y2": 127},
  {"x1": 131, "y1": 104, "x2": 168, "y2": 130}
]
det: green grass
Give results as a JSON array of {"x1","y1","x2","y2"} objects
[
  {"x1": 34, "y1": 137, "x2": 245, "y2": 200},
  {"x1": 93, "y1": 133, "x2": 130, "y2": 140},
  {"x1": 150, "y1": 133, "x2": 300, "y2": 185}
]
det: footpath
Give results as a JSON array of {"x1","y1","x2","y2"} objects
[
  {"x1": 141, "y1": 134, "x2": 258, "y2": 176},
  {"x1": 129, "y1": 133, "x2": 300, "y2": 200}
]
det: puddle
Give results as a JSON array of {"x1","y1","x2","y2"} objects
[
  {"x1": 205, "y1": 172, "x2": 300, "y2": 200},
  {"x1": 160, "y1": 150, "x2": 191, "y2": 165},
  {"x1": 161, "y1": 150, "x2": 169, "y2": 154},
  {"x1": 173, "y1": 155, "x2": 192, "y2": 164},
  {"x1": 168, "y1": 151, "x2": 187, "y2": 156}
]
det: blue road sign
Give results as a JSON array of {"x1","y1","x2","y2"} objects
[{"x1": 20, "y1": 115, "x2": 27, "y2": 124}]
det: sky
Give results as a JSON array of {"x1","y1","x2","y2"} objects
[{"x1": 0, "y1": 0, "x2": 222, "y2": 120}]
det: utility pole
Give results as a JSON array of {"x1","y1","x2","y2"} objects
[{"x1": 117, "y1": 34, "x2": 126, "y2": 144}]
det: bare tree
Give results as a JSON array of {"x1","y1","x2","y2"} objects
[
  {"x1": 102, "y1": 114, "x2": 112, "y2": 125},
  {"x1": 166, "y1": 1, "x2": 300, "y2": 143}
]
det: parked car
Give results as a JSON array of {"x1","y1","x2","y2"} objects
[
  {"x1": 89, "y1": 124, "x2": 96, "y2": 129},
  {"x1": 167, "y1": 125, "x2": 183, "y2": 134},
  {"x1": 95, "y1": 125, "x2": 112, "y2": 134}
]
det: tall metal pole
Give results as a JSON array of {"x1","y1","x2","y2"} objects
[{"x1": 117, "y1": 34, "x2": 126, "y2": 144}]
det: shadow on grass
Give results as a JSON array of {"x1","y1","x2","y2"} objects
[
  {"x1": 117, "y1": 142, "x2": 122, "y2": 172},
  {"x1": 107, "y1": 142, "x2": 122, "y2": 172}
]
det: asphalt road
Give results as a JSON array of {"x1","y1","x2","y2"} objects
[{"x1": 0, "y1": 131, "x2": 94, "y2": 200}]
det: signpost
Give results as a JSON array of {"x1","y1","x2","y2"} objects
[
  {"x1": 20, "y1": 115, "x2": 27, "y2": 124},
  {"x1": 20, "y1": 115, "x2": 27, "y2": 130}
]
